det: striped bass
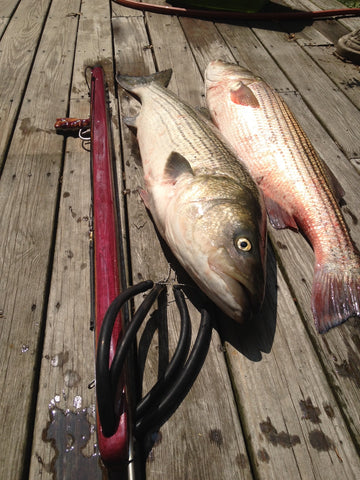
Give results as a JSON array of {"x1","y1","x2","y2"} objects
[
  {"x1": 116, "y1": 69, "x2": 267, "y2": 321},
  {"x1": 205, "y1": 59, "x2": 360, "y2": 333}
]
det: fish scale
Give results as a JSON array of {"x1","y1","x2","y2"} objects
[
  {"x1": 116, "y1": 69, "x2": 267, "y2": 322},
  {"x1": 205, "y1": 59, "x2": 360, "y2": 333},
  {"x1": 138, "y1": 83, "x2": 255, "y2": 184},
  {"x1": 253, "y1": 82, "x2": 352, "y2": 250}
]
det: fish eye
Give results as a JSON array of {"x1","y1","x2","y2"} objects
[{"x1": 235, "y1": 237, "x2": 252, "y2": 252}]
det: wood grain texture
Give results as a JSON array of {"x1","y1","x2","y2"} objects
[
  {"x1": 295, "y1": 26, "x2": 360, "y2": 110},
  {"x1": 0, "y1": 0, "x2": 52, "y2": 167},
  {"x1": 28, "y1": 0, "x2": 116, "y2": 478},
  {"x1": 1, "y1": 0, "x2": 360, "y2": 478},
  {"x1": 0, "y1": 1, "x2": 81, "y2": 478}
]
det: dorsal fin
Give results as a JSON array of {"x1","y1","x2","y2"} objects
[
  {"x1": 230, "y1": 82, "x2": 260, "y2": 108},
  {"x1": 321, "y1": 161, "x2": 345, "y2": 203}
]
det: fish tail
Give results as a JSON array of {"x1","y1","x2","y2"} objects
[
  {"x1": 116, "y1": 69, "x2": 172, "y2": 92},
  {"x1": 312, "y1": 259, "x2": 360, "y2": 333}
]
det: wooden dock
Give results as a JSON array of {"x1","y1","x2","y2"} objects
[{"x1": 1, "y1": 0, "x2": 360, "y2": 478}]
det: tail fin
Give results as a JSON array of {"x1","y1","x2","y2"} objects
[
  {"x1": 116, "y1": 69, "x2": 172, "y2": 92},
  {"x1": 312, "y1": 262, "x2": 360, "y2": 333}
]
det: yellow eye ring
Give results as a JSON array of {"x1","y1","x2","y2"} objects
[{"x1": 236, "y1": 237, "x2": 252, "y2": 252}]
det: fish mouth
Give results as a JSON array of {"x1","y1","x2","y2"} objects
[
  {"x1": 218, "y1": 272, "x2": 254, "y2": 322},
  {"x1": 208, "y1": 250, "x2": 263, "y2": 322}
]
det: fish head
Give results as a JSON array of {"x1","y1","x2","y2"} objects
[
  {"x1": 205, "y1": 59, "x2": 256, "y2": 89},
  {"x1": 205, "y1": 60, "x2": 261, "y2": 120},
  {"x1": 171, "y1": 175, "x2": 267, "y2": 322},
  {"x1": 205, "y1": 197, "x2": 267, "y2": 321}
]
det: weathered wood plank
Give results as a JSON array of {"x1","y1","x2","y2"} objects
[
  {"x1": 0, "y1": 0, "x2": 52, "y2": 168},
  {"x1": 294, "y1": 25, "x2": 360, "y2": 111},
  {"x1": 297, "y1": 0, "x2": 360, "y2": 30},
  {"x1": 225, "y1": 254, "x2": 360, "y2": 479},
  {"x1": 113, "y1": 13, "x2": 253, "y2": 480},
  {"x1": 28, "y1": 0, "x2": 117, "y2": 478},
  {"x1": 180, "y1": 15, "x2": 360, "y2": 478},
  {"x1": 111, "y1": 0, "x2": 143, "y2": 17},
  {"x1": 0, "y1": 0, "x2": 20, "y2": 19},
  {"x1": 0, "y1": 1, "x2": 81, "y2": 478}
]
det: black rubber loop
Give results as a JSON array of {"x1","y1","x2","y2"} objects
[
  {"x1": 96, "y1": 281, "x2": 213, "y2": 440},
  {"x1": 96, "y1": 280, "x2": 155, "y2": 437},
  {"x1": 136, "y1": 286, "x2": 192, "y2": 419},
  {"x1": 109, "y1": 283, "x2": 166, "y2": 391},
  {"x1": 135, "y1": 306, "x2": 212, "y2": 438}
]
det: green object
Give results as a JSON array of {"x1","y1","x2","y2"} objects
[{"x1": 168, "y1": 0, "x2": 269, "y2": 13}]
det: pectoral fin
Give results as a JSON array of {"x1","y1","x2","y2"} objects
[
  {"x1": 230, "y1": 82, "x2": 260, "y2": 108},
  {"x1": 163, "y1": 152, "x2": 194, "y2": 183}
]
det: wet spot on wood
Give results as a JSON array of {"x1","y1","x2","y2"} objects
[
  {"x1": 50, "y1": 351, "x2": 69, "y2": 367},
  {"x1": 276, "y1": 241, "x2": 288, "y2": 250},
  {"x1": 31, "y1": 304, "x2": 37, "y2": 311},
  {"x1": 309, "y1": 430, "x2": 334, "y2": 452},
  {"x1": 257, "y1": 448, "x2": 270, "y2": 463},
  {"x1": 69, "y1": 206, "x2": 77, "y2": 218},
  {"x1": 65, "y1": 249, "x2": 74, "y2": 259},
  {"x1": 299, "y1": 397, "x2": 321, "y2": 424},
  {"x1": 235, "y1": 453, "x2": 248, "y2": 468},
  {"x1": 63, "y1": 191, "x2": 70, "y2": 198},
  {"x1": 324, "y1": 404, "x2": 335, "y2": 419},
  {"x1": 64, "y1": 369, "x2": 81, "y2": 388},
  {"x1": 42, "y1": 406, "x2": 100, "y2": 478},
  {"x1": 20, "y1": 117, "x2": 40, "y2": 135},
  {"x1": 209, "y1": 429, "x2": 223, "y2": 448},
  {"x1": 334, "y1": 347, "x2": 360, "y2": 388},
  {"x1": 20, "y1": 117, "x2": 52, "y2": 135},
  {"x1": 80, "y1": 263, "x2": 87, "y2": 270},
  {"x1": 260, "y1": 417, "x2": 300, "y2": 448}
]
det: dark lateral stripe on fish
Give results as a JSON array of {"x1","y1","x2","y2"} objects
[
  {"x1": 258, "y1": 84, "x2": 351, "y2": 246},
  {"x1": 146, "y1": 85, "x2": 253, "y2": 183}
]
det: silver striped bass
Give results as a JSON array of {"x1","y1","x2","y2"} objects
[
  {"x1": 205, "y1": 59, "x2": 360, "y2": 333},
  {"x1": 116, "y1": 69, "x2": 267, "y2": 321}
]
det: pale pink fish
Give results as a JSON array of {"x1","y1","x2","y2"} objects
[{"x1": 205, "y1": 59, "x2": 360, "y2": 333}]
